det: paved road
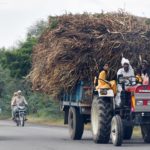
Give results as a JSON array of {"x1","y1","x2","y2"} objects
[{"x1": 0, "y1": 120, "x2": 150, "y2": 150}]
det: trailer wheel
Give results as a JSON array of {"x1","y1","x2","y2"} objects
[
  {"x1": 111, "y1": 115, "x2": 123, "y2": 146},
  {"x1": 68, "y1": 107, "x2": 84, "y2": 140},
  {"x1": 91, "y1": 97, "x2": 112, "y2": 143},
  {"x1": 123, "y1": 125, "x2": 133, "y2": 140},
  {"x1": 141, "y1": 125, "x2": 150, "y2": 143}
]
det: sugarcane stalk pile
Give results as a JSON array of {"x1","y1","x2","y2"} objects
[{"x1": 29, "y1": 11, "x2": 150, "y2": 97}]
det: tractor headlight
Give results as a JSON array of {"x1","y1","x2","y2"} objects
[{"x1": 136, "y1": 101, "x2": 143, "y2": 106}]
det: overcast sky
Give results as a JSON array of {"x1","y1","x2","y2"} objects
[{"x1": 0, "y1": 0, "x2": 150, "y2": 48}]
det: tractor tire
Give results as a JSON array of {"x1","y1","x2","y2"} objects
[
  {"x1": 123, "y1": 125, "x2": 133, "y2": 140},
  {"x1": 141, "y1": 125, "x2": 150, "y2": 143},
  {"x1": 111, "y1": 115, "x2": 123, "y2": 146},
  {"x1": 68, "y1": 107, "x2": 84, "y2": 140},
  {"x1": 91, "y1": 97, "x2": 112, "y2": 143}
]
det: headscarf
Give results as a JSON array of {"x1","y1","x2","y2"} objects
[
  {"x1": 121, "y1": 57, "x2": 130, "y2": 66},
  {"x1": 121, "y1": 57, "x2": 133, "y2": 71}
]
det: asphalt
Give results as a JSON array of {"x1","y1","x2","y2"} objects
[{"x1": 0, "y1": 120, "x2": 150, "y2": 150}]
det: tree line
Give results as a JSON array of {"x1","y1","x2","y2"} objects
[{"x1": 0, "y1": 20, "x2": 62, "y2": 120}]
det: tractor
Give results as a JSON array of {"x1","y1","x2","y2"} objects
[{"x1": 91, "y1": 75, "x2": 150, "y2": 146}]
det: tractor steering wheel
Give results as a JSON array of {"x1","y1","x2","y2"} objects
[{"x1": 127, "y1": 76, "x2": 137, "y2": 86}]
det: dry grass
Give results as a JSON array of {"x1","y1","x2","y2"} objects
[{"x1": 29, "y1": 11, "x2": 150, "y2": 97}]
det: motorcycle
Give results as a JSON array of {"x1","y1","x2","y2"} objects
[{"x1": 14, "y1": 105, "x2": 27, "y2": 127}]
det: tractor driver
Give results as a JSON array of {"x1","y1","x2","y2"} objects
[
  {"x1": 117, "y1": 57, "x2": 134, "y2": 78},
  {"x1": 115, "y1": 57, "x2": 135, "y2": 107}
]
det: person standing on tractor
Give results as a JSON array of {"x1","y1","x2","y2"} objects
[
  {"x1": 95, "y1": 63, "x2": 117, "y2": 95},
  {"x1": 136, "y1": 60, "x2": 150, "y2": 85},
  {"x1": 141, "y1": 60, "x2": 150, "y2": 85},
  {"x1": 116, "y1": 57, "x2": 135, "y2": 106}
]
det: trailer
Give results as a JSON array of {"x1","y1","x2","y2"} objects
[{"x1": 60, "y1": 81, "x2": 93, "y2": 139}]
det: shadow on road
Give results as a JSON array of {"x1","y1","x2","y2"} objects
[{"x1": 0, "y1": 136, "x2": 23, "y2": 141}]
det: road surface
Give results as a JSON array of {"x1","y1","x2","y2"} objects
[{"x1": 0, "y1": 120, "x2": 150, "y2": 150}]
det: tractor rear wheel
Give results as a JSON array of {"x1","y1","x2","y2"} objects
[
  {"x1": 123, "y1": 125, "x2": 133, "y2": 140},
  {"x1": 141, "y1": 125, "x2": 150, "y2": 143},
  {"x1": 91, "y1": 96, "x2": 112, "y2": 143}
]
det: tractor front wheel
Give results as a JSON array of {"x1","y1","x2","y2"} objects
[
  {"x1": 91, "y1": 96, "x2": 112, "y2": 143},
  {"x1": 111, "y1": 115, "x2": 123, "y2": 146}
]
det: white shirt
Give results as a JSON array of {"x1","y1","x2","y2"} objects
[
  {"x1": 11, "y1": 95, "x2": 28, "y2": 106},
  {"x1": 117, "y1": 67, "x2": 134, "y2": 77}
]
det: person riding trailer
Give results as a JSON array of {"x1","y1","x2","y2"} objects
[{"x1": 95, "y1": 63, "x2": 117, "y2": 95}]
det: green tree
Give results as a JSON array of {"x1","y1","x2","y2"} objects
[
  {"x1": 27, "y1": 20, "x2": 48, "y2": 38},
  {"x1": 0, "y1": 19, "x2": 62, "y2": 120},
  {"x1": 1, "y1": 37, "x2": 37, "y2": 78}
]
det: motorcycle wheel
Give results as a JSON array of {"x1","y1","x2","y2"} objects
[
  {"x1": 20, "y1": 115, "x2": 25, "y2": 127},
  {"x1": 16, "y1": 118, "x2": 20, "y2": 126}
]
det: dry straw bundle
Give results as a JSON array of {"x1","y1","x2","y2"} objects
[{"x1": 29, "y1": 11, "x2": 150, "y2": 97}]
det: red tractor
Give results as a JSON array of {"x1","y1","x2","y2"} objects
[{"x1": 91, "y1": 76, "x2": 150, "y2": 146}]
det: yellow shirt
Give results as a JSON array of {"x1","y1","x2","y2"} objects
[
  {"x1": 96, "y1": 70, "x2": 117, "y2": 95},
  {"x1": 96, "y1": 71, "x2": 110, "y2": 89}
]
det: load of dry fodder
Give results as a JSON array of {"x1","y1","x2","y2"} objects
[{"x1": 29, "y1": 11, "x2": 150, "y2": 97}]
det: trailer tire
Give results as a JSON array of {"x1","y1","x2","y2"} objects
[
  {"x1": 123, "y1": 125, "x2": 133, "y2": 140},
  {"x1": 111, "y1": 115, "x2": 123, "y2": 146},
  {"x1": 141, "y1": 125, "x2": 150, "y2": 143},
  {"x1": 68, "y1": 107, "x2": 84, "y2": 140},
  {"x1": 91, "y1": 97, "x2": 112, "y2": 143}
]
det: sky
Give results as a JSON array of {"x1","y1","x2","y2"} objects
[{"x1": 0, "y1": 0, "x2": 150, "y2": 48}]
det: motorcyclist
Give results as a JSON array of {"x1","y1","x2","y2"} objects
[
  {"x1": 11, "y1": 90, "x2": 28, "y2": 120},
  {"x1": 11, "y1": 92, "x2": 18, "y2": 119}
]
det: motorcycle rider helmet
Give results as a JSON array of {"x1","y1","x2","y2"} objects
[{"x1": 17, "y1": 90, "x2": 22, "y2": 94}]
